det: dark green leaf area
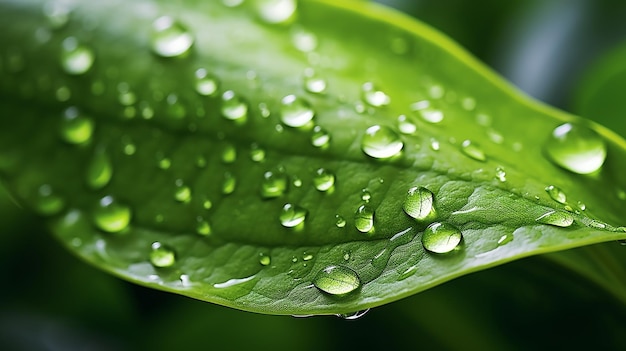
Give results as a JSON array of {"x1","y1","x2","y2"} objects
[{"x1": 1, "y1": 0, "x2": 626, "y2": 314}]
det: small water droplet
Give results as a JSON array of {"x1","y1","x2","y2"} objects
[
  {"x1": 56, "y1": 85, "x2": 71, "y2": 101},
  {"x1": 157, "y1": 155, "x2": 172, "y2": 170},
  {"x1": 411, "y1": 101, "x2": 444, "y2": 124},
  {"x1": 221, "y1": 144, "x2": 237, "y2": 164},
  {"x1": 117, "y1": 83, "x2": 136, "y2": 106},
  {"x1": 544, "y1": 123, "x2": 607, "y2": 174},
  {"x1": 44, "y1": 3, "x2": 71, "y2": 29},
  {"x1": 576, "y1": 201, "x2": 586, "y2": 211},
  {"x1": 261, "y1": 170, "x2": 288, "y2": 199},
  {"x1": 361, "y1": 125, "x2": 403, "y2": 159},
  {"x1": 461, "y1": 140, "x2": 486, "y2": 162},
  {"x1": 34, "y1": 184, "x2": 65, "y2": 215},
  {"x1": 196, "y1": 217, "x2": 212, "y2": 236},
  {"x1": 86, "y1": 149, "x2": 112, "y2": 190},
  {"x1": 361, "y1": 82, "x2": 390, "y2": 107},
  {"x1": 221, "y1": 90, "x2": 248, "y2": 123},
  {"x1": 535, "y1": 210, "x2": 574, "y2": 227},
  {"x1": 354, "y1": 205, "x2": 374, "y2": 233},
  {"x1": 60, "y1": 37, "x2": 94, "y2": 75},
  {"x1": 280, "y1": 95, "x2": 315, "y2": 128},
  {"x1": 292, "y1": 176, "x2": 303, "y2": 188},
  {"x1": 403, "y1": 186, "x2": 434, "y2": 220},
  {"x1": 361, "y1": 189, "x2": 371, "y2": 202},
  {"x1": 174, "y1": 180, "x2": 192, "y2": 203},
  {"x1": 292, "y1": 30, "x2": 318, "y2": 53},
  {"x1": 250, "y1": 144, "x2": 266, "y2": 162},
  {"x1": 422, "y1": 222, "x2": 463, "y2": 254},
  {"x1": 93, "y1": 196, "x2": 131, "y2": 233},
  {"x1": 313, "y1": 168, "x2": 335, "y2": 192},
  {"x1": 259, "y1": 253, "x2": 271, "y2": 266},
  {"x1": 396, "y1": 115, "x2": 416, "y2": 134},
  {"x1": 335, "y1": 214, "x2": 346, "y2": 228},
  {"x1": 222, "y1": 172, "x2": 236, "y2": 195},
  {"x1": 495, "y1": 167, "x2": 506, "y2": 182},
  {"x1": 461, "y1": 97, "x2": 476, "y2": 111},
  {"x1": 313, "y1": 265, "x2": 361, "y2": 296},
  {"x1": 303, "y1": 68, "x2": 326, "y2": 94},
  {"x1": 60, "y1": 106, "x2": 94, "y2": 145},
  {"x1": 545, "y1": 185, "x2": 567, "y2": 204},
  {"x1": 255, "y1": 0, "x2": 297, "y2": 24},
  {"x1": 430, "y1": 138, "x2": 440, "y2": 151},
  {"x1": 429, "y1": 85, "x2": 445, "y2": 99},
  {"x1": 336, "y1": 309, "x2": 370, "y2": 320},
  {"x1": 280, "y1": 203, "x2": 307, "y2": 228},
  {"x1": 497, "y1": 234, "x2": 513, "y2": 246},
  {"x1": 150, "y1": 242, "x2": 176, "y2": 268},
  {"x1": 151, "y1": 16, "x2": 194, "y2": 58},
  {"x1": 194, "y1": 68, "x2": 219, "y2": 96},
  {"x1": 311, "y1": 125, "x2": 331, "y2": 148},
  {"x1": 121, "y1": 137, "x2": 136, "y2": 156}
]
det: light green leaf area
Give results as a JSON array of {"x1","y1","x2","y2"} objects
[{"x1": 1, "y1": 0, "x2": 626, "y2": 315}]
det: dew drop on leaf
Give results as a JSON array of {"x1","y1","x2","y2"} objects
[
  {"x1": 34, "y1": 184, "x2": 65, "y2": 216},
  {"x1": 354, "y1": 205, "x2": 374, "y2": 233},
  {"x1": 86, "y1": 149, "x2": 112, "y2": 190},
  {"x1": 495, "y1": 167, "x2": 506, "y2": 182},
  {"x1": 194, "y1": 68, "x2": 219, "y2": 96},
  {"x1": 422, "y1": 222, "x2": 463, "y2": 254},
  {"x1": 150, "y1": 242, "x2": 176, "y2": 268},
  {"x1": 313, "y1": 168, "x2": 335, "y2": 192},
  {"x1": 196, "y1": 217, "x2": 212, "y2": 236},
  {"x1": 313, "y1": 265, "x2": 361, "y2": 296},
  {"x1": 221, "y1": 90, "x2": 248, "y2": 123},
  {"x1": 544, "y1": 123, "x2": 607, "y2": 174},
  {"x1": 250, "y1": 144, "x2": 266, "y2": 162},
  {"x1": 403, "y1": 186, "x2": 434, "y2": 220},
  {"x1": 292, "y1": 30, "x2": 318, "y2": 53},
  {"x1": 259, "y1": 253, "x2": 271, "y2": 266},
  {"x1": 261, "y1": 170, "x2": 288, "y2": 199},
  {"x1": 43, "y1": 2, "x2": 71, "y2": 29},
  {"x1": 361, "y1": 125, "x2": 404, "y2": 159},
  {"x1": 221, "y1": 144, "x2": 237, "y2": 164},
  {"x1": 361, "y1": 82, "x2": 390, "y2": 107},
  {"x1": 461, "y1": 139, "x2": 486, "y2": 162},
  {"x1": 303, "y1": 68, "x2": 326, "y2": 94},
  {"x1": 335, "y1": 309, "x2": 370, "y2": 320},
  {"x1": 279, "y1": 203, "x2": 307, "y2": 228},
  {"x1": 411, "y1": 101, "x2": 444, "y2": 124},
  {"x1": 396, "y1": 115, "x2": 416, "y2": 134},
  {"x1": 311, "y1": 125, "x2": 330, "y2": 148},
  {"x1": 60, "y1": 106, "x2": 94, "y2": 145},
  {"x1": 535, "y1": 210, "x2": 574, "y2": 227},
  {"x1": 255, "y1": 0, "x2": 297, "y2": 24},
  {"x1": 335, "y1": 214, "x2": 346, "y2": 228},
  {"x1": 60, "y1": 37, "x2": 94, "y2": 75},
  {"x1": 150, "y1": 16, "x2": 194, "y2": 58},
  {"x1": 93, "y1": 196, "x2": 131, "y2": 233},
  {"x1": 222, "y1": 172, "x2": 236, "y2": 195},
  {"x1": 174, "y1": 180, "x2": 192, "y2": 203},
  {"x1": 361, "y1": 189, "x2": 372, "y2": 202},
  {"x1": 545, "y1": 185, "x2": 567, "y2": 204},
  {"x1": 280, "y1": 95, "x2": 315, "y2": 128}
]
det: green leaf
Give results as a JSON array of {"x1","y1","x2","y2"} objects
[{"x1": 1, "y1": 0, "x2": 626, "y2": 315}]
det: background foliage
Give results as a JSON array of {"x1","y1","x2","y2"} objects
[{"x1": 2, "y1": 0, "x2": 626, "y2": 350}]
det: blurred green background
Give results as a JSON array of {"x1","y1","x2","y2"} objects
[{"x1": 2, "y1": 0, "x2": 626, "y2": 350}]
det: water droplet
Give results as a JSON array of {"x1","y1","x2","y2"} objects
[
  {"x1": 194, "y1": 68, "x2": 219, "y2": 96},
  {"x1": 222, "y1": 172, "x2": 236, "y2": 195},
  {"x1": 396, "y1": 115, "x2": 416, "y2": 134},
  {"x1": 313, "y1": 265, "x2": 361, "y2": 296},
  {"x1": 93, "y1": 196, "x2": 131, "y2": 233},
  {"x1": 174, "y1": 180, "x2": 192, "y2": 203},
  {"x1": 422, "y1": 222, "x2": 463, "y2": 254},
  {"x1": 60, "y1": 37, "x2": 94, "y2": 75},
  {"x1": 576, "y1": 201, "x2": 586, "y2": 211},
  {"x1": 196, "y1": 217, "x2": 212, "y2": 236},
  {"x1": 411, "y1": 101, "x2": 444, "y2": 124},
  {"x1": 60, "y1": 107, "x2": 94, "y2": 144},
  {"x1": 361, "y1": 82, "x2": 390, "y2": 107},
  {"x1": 429, "y1": 85, "x2": 445, "y2": 99},
  {"x1": 495, "y1": 167, "x2": 506, "y2": 182},
  {"x1": 535, "y1": 210, "x2": 574, "y2": 227},
  {"x1": 261, "y1": 170, "x2": 288, "y2": 199},
  {"x1": 86, "y1": 149, "x2": 112, "y2": 190},
  {"x1": 311, "y1": 125, "x2": 331, "y2": 148},
  {"x1": 280, "y1": 95, "x2": 315, "y2": 128},
  {"x1": 250, "y1": 144, "x2": 266, "y2": 162},
  {"x1": 545, "y1": 185, "x2": 567, "y2": 204},
  {"x1": 151, "y1": 16, "x2": 193, "y2": 58},
  {"x1": 259, "y1": 253, "x2": 271, "y2": 266},
  {"x1": 303, "y1": 253, "x2": 314, "y2": 261},
  {"x1": 303, "y1": 68, "x2": 326, "y2": 94},
  {"x1": 354, "y1": 205, "x2": 374, "y2": 233},
  {"x1": 430, "y1": 138, "x2": 440, "y2": 151},
  {"x1": 403, "y1": 186, "x2": 434, "y2": 220},
  {"x1": 461, "y1": 97, "x2": 476, "y2": 111},
  {"x1": 336, "y1": 309, "x2": 370, "y2": 320},
  {"x1": 121, "y1": 137, "x2": 136, "y2": 156},
  {"x1": 117, "y1": 83, "x2": 136, "y2": 106},
  {"x1": 34, "y1": 184, "x2": 65, "y2": 215},
  {"x1": 157, "y1": 155, "x2": 171, "y2": 170},
  {"x1": 292, "y1": 30, "x2": 318, "y2": 52},
  {"x1": 313, "y1": 168, "x2": 335, "y2": 192},
  {"x1": 461, "y1": 140, "x2": 486, "y2": 162},
  {"x1": 44, "y1": 3, "x2": 71, "y2": 29},
  {"x1": 280, "y1": 203, "x2": 307, "y2": 228},
  {"x1": 292, "y1": 176, "x2": 303, "y2": 188},
  {"x1": 255, "y1": 0, "x2": 297, "y2": 24},
  {"x1": 221, "y1": 90, "x2": 248, "y2": 123},
  {"x1": 544, "y1": 123, "x2": 607, "y2": 174},
  {"x1": 497, "y1": 234, "x2": 513, "y2": 246},
  {"x1": 221, "y1": 144, "x2": 237, "y2": 164},
  {"x1": 150, "y1": 242, "x2": 176, "y2": 268},
  {"x1": 56, "y1": 86, "x2": 71, "y2": 101},
  {"x1": 361, "y1": 125, "x2": 403, "y2": 159},
  {"x1": 335, "y1": 214, "x2": 346, "y2": 228},
  {"x1": 361, "y1": 189, "x2": 372, "y2": 202}
]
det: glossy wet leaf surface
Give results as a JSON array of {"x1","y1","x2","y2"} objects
[{"x1": 1, "y1": 0, "x2": 626, "y2": 315}]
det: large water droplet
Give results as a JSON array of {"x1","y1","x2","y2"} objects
[
  {"x1": 255, "y1": 0, "x2": 297, "y2": 24},
  {"x1": 544, "y1": 123, "x2": 607, "y2": 174},
  {"x1": 461, "y1": 140, "x2": 486, "y2": 162},
  {"x1": 261, "y1": 169, "x2": 288, "y2": 199},
  {"x1": 60, "y1": 107, "x2": 94, "y2": 144},
  {"x1": 280, "y1": 203, "x2": 307, "y2": 228},
  {"x1": 221, "y1": 90, "x2": 248, "y2": 123},
  {"x1": 311, "y1": 125, "x2": 331, "y2": 149},
  {"x1": 361, "y1": 82, "x2": 390, "y2": 107},
  {"x1": 150, "y1": 242, "x2": 176, "y2": 268},
  {"x1": 354, "y1": 205, "x2": 374, "y2": 233},
  {"x1": 313, "y1": 265, "x2": 361, "y2": 296},
  {"x1": 60, "y1": 37, "x2": 94, "y2": 75},
  {"x1": 194, "y1": 68, "x2": 219, "y2": 96},
  {"x1": 403, "y1": 186, "x2": 434, "y2": 220},
  {"x1": 34, "y1": 184, "x2": 65, "y2": 215},
  {"x1": 280, "y1": 95, "x2": 315, "y2": 128},
  {"x1": 535, "y1": 210, "x2": 574, "y2": 227},
  {"x1": 313, "y1": 168, "x2": 335, "y2": 192},
  {"x1": 422, "y1": 222, "x2": 463, "y2": 254},
  {"x1": 93, "y1": 196, "x2": 131, "y2": 233},
  {"x1": 86, "y1": 149, "x2": 112, "y2": 190},
  {"x1": 361, "y1": 125, "x2": 403, "y2": 159},
  {"x1": 545, "y1": 185, "x2": 567, "y2": 204},
  {"x1": 151, "y1": 16, "x2": 194, "y2": 58}
]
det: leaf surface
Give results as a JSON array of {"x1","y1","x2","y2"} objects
[{"x1": 1, "y1": 0, "x2": 626, "y2": 315}]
